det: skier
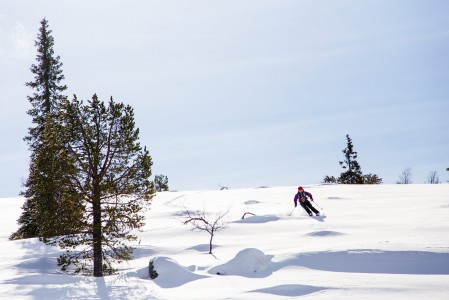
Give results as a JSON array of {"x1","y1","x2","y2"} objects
[{"x1": 294, "y1": 186, "x2": 320, "y2": 216}]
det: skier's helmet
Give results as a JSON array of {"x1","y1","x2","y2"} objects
[{"x1": 298, "y1": 186, "x2": 303, "y2": 191}]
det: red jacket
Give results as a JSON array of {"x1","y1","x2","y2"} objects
[{"x1": 294, "y1": 190, "x2": 313, "y2": 206}]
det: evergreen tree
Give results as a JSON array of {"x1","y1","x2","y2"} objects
[
  {"x1": 55, "y1": 95, "x2": 155, "y2": 277},
  {"x1": 363, "y1": 173, "x2": 383, "y2": 184},
  {"x1": 25, "y1": 18, "x2": 67, "y2": 149},
  {"x1": 338, "y1": 135, "x2": 364, "y2": 184},
  {"x1": 12, "y1": 18, "x2": 69, "y2": 240},
  {"x1": 322, "y1": 175, "x2": 337, "y2": 184},
  {"x1": 154, "y1": 175, "x2": 169, "y2": 192},
  {"x1": 323, "y1": 135, "x2": 382, "y2": 185},
  {"x1": 23, "y1": 115, "x2": 86, "y2": 239}
]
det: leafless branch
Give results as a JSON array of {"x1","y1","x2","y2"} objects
[
  {"x1": 182, "y1": 206, "x2": 230, "y2": 254},
  {"x1": 241, "y1": 212, "x2": 255, "y2": 219}
]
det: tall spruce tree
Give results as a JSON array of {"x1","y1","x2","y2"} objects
[
  {"x1": 25, "y1": 18, "x2": 67, "y2": 148},
  {"x1": 338, "y1": 134, "x2": 364, "y2": 184},
  {"x1": 12, "y1": 18, "x2": 70, "y2": 240},
  {"x1": 55, "y1": 95, "x2": 155, "y2": 277}
]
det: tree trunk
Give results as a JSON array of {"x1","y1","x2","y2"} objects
[
  {"x1": 209, "y1": 231, "x2": 214, "y2": 254},
  {"x1": 92, "y1": 187, "x2": 103, "y2": 277}
]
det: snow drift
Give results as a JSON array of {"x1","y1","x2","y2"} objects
[
  {"x1": 209, "y1": 248, "x2": 273, "y2": 276},
  {"x1": 150, "y1": 256, "x2": 206, "y2": 288}
]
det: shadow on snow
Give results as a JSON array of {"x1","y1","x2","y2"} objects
[
  {"x1": 274, "y1": 250, "x2": 449, "y2": 275},
  {"x1": 250, "y1": 284, "x2": 329, "y2": 297}
]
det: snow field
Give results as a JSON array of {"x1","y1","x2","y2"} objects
[{"x1": 1, "y1": 184, "x2": 449, "y2": 299}]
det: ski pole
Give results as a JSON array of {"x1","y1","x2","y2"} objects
[
  {"x1": 312, "y1": 199, "x2": 323, "y2": 210},
  {"x1": 288, "y1": 206, "x2": 296, "y2": 216}
]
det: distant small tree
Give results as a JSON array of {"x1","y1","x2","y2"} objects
[
  {"x1": 338, "y1": 135, "x2": 364, "y2": 184},
  {"x1": 425, "y1": 171, "x2": 440, "y2": 184},
  {"x1": 324, "y1": 135, "x2": 382, "y2": 185},
  {"x1": 218, "y1": 184, "x2": 230, "y2": 190},
  {"x1": 183, "y1": 207, "x2": 229, "y2": 254},
  {"x1": 323, "y1": 175, "x2": 337, "y2": 184},
  {"x1": 154, "y1": 175, "x2": 169, "y2": 192},
  {"x1": 363, "y1": 173, "x2": 383, "y2": 184},
  {"x1": 397, "y1": 167, "x2": 412, "y2": 184}
]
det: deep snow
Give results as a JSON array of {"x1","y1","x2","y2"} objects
[{"x1": 1, "y1": 184, "x2": 449, "y2": 299}]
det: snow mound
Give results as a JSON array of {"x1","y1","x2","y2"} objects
[
  {"x1": 150, "y1": 256, "x2": 206, "y2": 288},
  {"x1": 209, "y1": 248, "x2": 273, "y2": 276},
  {"x1": 306, "y1": 230, "x2": 343, "y2": 237},
  {"x1": 234, "y1": 214, "x2": 279, "y2": 224},
  {"x1": 123, "y1": 266, "x2": 151, "y2": 280},
  {"x1": 244, "y1": 200, "x2": 260, "y2": 205},
  {"x1": 16, "y1": 257, "x2": 58, "y2": 274}
]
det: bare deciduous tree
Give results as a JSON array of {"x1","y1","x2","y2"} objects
[
  {"x1": 183, "y1": 207, "x2": 230, "y2": 254},
  {"x1": 426, "y1": 171, "x2": 440, "y2": 184},
  {"x1": 397, "y1": 167, "x2": 413, "y2": 184}
]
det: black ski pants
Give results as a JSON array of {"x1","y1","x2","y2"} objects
[{"x1": 300, "y1": 200, "x2": 319, "y2": 215}]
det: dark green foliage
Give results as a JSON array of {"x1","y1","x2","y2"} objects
[
  {"x1": 338, "y1": 135, "x2": 364, "y2": 184},
  {"x1": 154, "y1": 175, "x2": 169, "y2": 192},
  {"x1": 323, "y1": 135, "x2": 382, "y2": 185},
  {"x1": 14, "y1": 18, "x2": 154, "y2": 277},
  {"x1": 25, "y1": 18, "x2": 67, "y2": 150},
  {"x1": 54, "y1": 94, "x2": 155, "y2": 277},
  {"x1": 363, "y1": 173, "x2": 383, "y2": 184},
  {"x1": 13, "y1": 118, "x2": 86, "y2": 241},
  {"x1": 322, "y1": 175, "x2": 337, "y2": 184},
  {"x1": 338, "y1": 171, "x2": 364, "y2": 184},
  {"x1": 149, "y1": 258, "x2": 158, "y2": 279},
  {"x1": 24, "y1": 117, "x2": 86, "y2": 240},
  {"x1": 9, "y1": 199, "x2": 39, "y2": 240},
  {"x1": 12, "y1": 18, "x2": 70, "y2": 240},
  {"x1": 338, "y1": 135, "x2": 363, "y2": 184}
]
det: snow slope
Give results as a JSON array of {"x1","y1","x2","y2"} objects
[{"x1": 1, "y1": 184, "x2": 449, "y2": 299}]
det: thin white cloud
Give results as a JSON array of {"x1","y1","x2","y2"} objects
[
  {"x1": 11, "y1": 22, "x2": 34, "y2": 58},
  {"x1": 0, "y1": 19, "x2": 34, "y2": 62}
]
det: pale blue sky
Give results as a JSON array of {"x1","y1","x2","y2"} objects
[{"x1": 1, "y1": 0, "x2": 448, "y2": 196}]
